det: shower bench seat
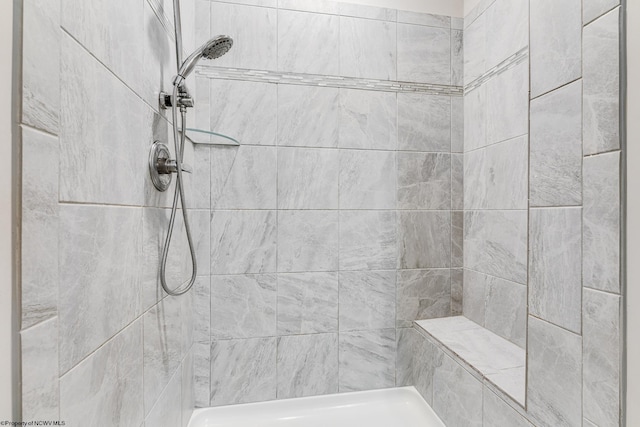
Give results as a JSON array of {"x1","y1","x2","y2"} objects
[{"x1": 415, "y1": 316, "x2": 526, "y2": 406}]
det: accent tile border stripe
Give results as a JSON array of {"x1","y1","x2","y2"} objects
[
  {"x1": 195, "y1": 66, "x2": 464, "y2": 96},
  {"x1": 464, "y1": 47, "x2": 529, "y2": 93}
]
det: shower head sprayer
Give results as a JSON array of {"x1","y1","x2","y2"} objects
[{"x1": 174, "y1": 35, "x2": 233, "y2": 85}]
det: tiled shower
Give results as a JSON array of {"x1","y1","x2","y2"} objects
[{"x1": 16, "y1": 0, "x2": 624, "y2": 426}]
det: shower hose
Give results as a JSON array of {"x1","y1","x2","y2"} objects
[{"x1": 159, "y1": 83, "x2": 198, "y2": 296}]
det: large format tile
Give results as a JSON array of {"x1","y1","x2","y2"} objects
[
  {"x1": 210, "y1": 210, "x2": 277, "y2": 274},
  {"x1": 583, "y1": 289, "x2": 621, "y2": 427},
  {"x1": 278, "y1": 210, "x2": 339, "y2": 272},
  {"x1": 193, "y1": 276, "x2": 210, "y2": 344},
  {"x1": 451, "y1": 268, "x2": 463, "y2": 315},
  {"x1": 144, "y1": 368, "x2": 182, "y2": 427},
  {"x1": 339, "y1": 329, "x2": 396, "y2": 392},
  {"x1": 277, "y1": 10, "x2": 339, "y2": 75},
  {"x1": 583, "y1": 8, "x2": 620, "y2": 155},
  {"x1": 483, "y1": 388, "x2": 533, "y2": 427},
  {"x1": 398, "y1": 94, "x2": 451, "y2": 152},
  {"x1": 398, "y1": 153, "x2": 451, "y2": 210},
  {"x1": 338, "y1": 89, "x2": 397, "y2": 150},
  {"x1": 339, "y1": 150, "x2": 396, "y2": 209},
  {"x1": 464, "y1": 85, "x2": 486, "y2": 151},
  {"x1": 59, "y1": 205, "x2": 142, "y2": 373},
  {"x1": 485, "y1": 276, "x2": 527, "y2": 349},
  {"x1": 339, "y1": 2, "x2": 396, "y2": 20},
  {"x1": 277, "y1": 272, "x2": 339, "y2": 335},
  {"x1": 464, "y1": 135, "x2": 528, "y2": 210},
  {"x1": 209, "y1": 79, "x2": 277, "y2": 146},
  {"x1": 21, "y1": 318, "x2": 59, "y2": 420},
  {"x1": 193, "y1": 342, "x2": 210, "y2": 407},
  {"x1": 396, "y1": 269, "x2": 451, "y2": 327},
  {"x1": 210, "y1": 2, "x2": 277, "y2": 70},
  {"x1": 451, "y1": 97, "x2": 464, "y2": 153},
  {"x1": 451, "y1": 30, "x2": 463, "y2": 87},
  {"x1": 277, "y1": 148, "x2": 339, "y2": 209},
  {"x1": 210, "y1": 338, "x2": 277, "y2": 406},
  {"x1": 278, "y1": 85, "x2": 339, "y2": 148},
  {"x1": 462, "y1": 268, "x2": 486, "y2": 326},
  {"x1": 464, "y1": 210, "x2": 527, "y2": 284},
  {"x1": 277, "y1": 334, "x2": 339, "y2": 399},
  {"x1": 339, "y1": 271, "x2": 395, "y2": 331},
  {"x1": 530, "y1": 0, "x2": 581, "y2": 97},
  {"x1": 60, "y1": 35, "x2": 145, "y2": 205},
  {"x1": 339, "y1": 17, "x2": 396, "y2": 80},
  {"x1": 451, "y1": 211, "x2": 463, "y2": 266},
  {"x1": 397, "y1": 24, "x2": 450, "y2": 85},
  {"x1": 21, "y1": 127, "x2": 59, "y2": 328},
  {"x1": 340, "y1": 211, "x2": 396, "y2": 271},
  {"x1": 181, "y1": 350, "x2": 195, "y2": 426},
  {"x1": 397, "y1": 10, "x2": 450, "y2": 27},
  {"x1": 530, "y1": 80, "x2": 582, "y2": 206},
  {"x1": 397, "y1": 211, "x2": 451, "y2": 269},
  {"x1": 22, "y1": 0, "x2": 60, "y2": 133},
  {"x1": 584, "y1": 0, "x2": 620, "y2": 24},
  {"x1": 432, "y1": 354, "x2": 483, "y2": 427},
  {"x1": 527, "y1": 316, "x2": 582, "y2": 427},
  {"x1": 583, "y1": 152, "x2": 620, "y2": 293},
  {"x1": 486, "y1": 61, "x2": 529, "y2": 146},
  {"x1": 60, "y1": 321, "x2": 143, "y2": 427},
  {"x1": 278, "y1": 0, "x2": 337, "y2": 14},
  {"x1": 210, "y1": 274, "x2": 277, "y2": 339},
  {"x1": 210, "y1": 145, "x2": 277, "y2": 209},
  {"x1": 485, "y1": 0, "x2": 529, "y2": 68},
  {"x1": 530, "y1": 208, "x2": 582, "y2": 333},
  {"x1": 464, "y1": 12, "x2": 486, "y2": 85}
]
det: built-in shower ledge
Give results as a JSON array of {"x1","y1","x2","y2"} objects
[{"x1": 414, "y1": 316, "x2": 526, "y2": 406}]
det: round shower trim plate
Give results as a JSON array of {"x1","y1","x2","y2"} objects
[{"x1": 149, "y1": 141, "x2": 172, "y2": 192}]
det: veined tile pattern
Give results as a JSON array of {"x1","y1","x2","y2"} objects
[
  {"x1": 338, "y1": 329, "x2": 396, "y2": 392},
  {"x1": 339, "y1": 271, "x2": 395, "y2": 331},
  {"x1": 463, "y1": 47, "x2": 529, "y2": 94}
]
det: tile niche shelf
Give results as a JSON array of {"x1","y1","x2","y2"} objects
[
  {"x1": 180, "y1": 128, "x2": 240, "y2": 146},
  {"x1": 415, "y1": 316, "x2": 526, "y2": 406}
]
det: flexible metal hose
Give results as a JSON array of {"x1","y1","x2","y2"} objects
[{"x1": 159, "y1": 84, "x2": 198, "y2": 296}]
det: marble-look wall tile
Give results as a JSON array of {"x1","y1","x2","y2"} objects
[
  {"x1": 485, "y1": 0, "x2": 529, "y2": 68},
  {"x1": 278, "y1": 85, "x2": 339, "y2": 148},
  {"x1": 195, "y1": 0, "x2": 211, "y2": 52},
  {"x1": 194, "y1": 76, "x2": 210, "y2": 134},
  {"x1": 529, "y1": 207, "x2": 582, "y2": 333},
  {"x1": 432, "y1": 354, "x2": 483, "y2": 427},
  {"x1": 21, "y1": 127, "x2": 58, "y2": 328},
  {"x1": 451, "y1": 17, "x2": 463, "y2": 30},
  {"x1": 278, "y1": 210, "x2": 339, "y2": 272},
  {"x1": 22, "y1": 0, "x2": 60, "y2": 133},
  {"x1": 530, "y1": 0, "x2": 581, "y2": 97},
  {"x1": 583, "y1": 152, "x2": 620, "y2": 293},
  {"x1": 398, "y1": 211, "x2": 451, "y2": 269},
  {"x1": 277, "y1": 272, "x2": 338, "y2": 334},
  {"x1": 485, "y1": 276, "x2": 527, "y2": 348},
  {"x1": 462, "y1": 269, "x2": 486, "y2": 326},
  {"x1": 192, "y1": 145, "x2": 211, "y2": 210},
  {"x1": 142, "y1": 1, "x2": 175, "y2": 114},
  {"x1": 277, "y1": 334, "x2": 339, "y2": 399},
  {"x1": 60, "y1": 321, "x2": 143, "y2": 426},
  {"x1": 339, "y1": 271, "x2": 395, "y2": 331},
  {"x1": 397, "y1": 24, "x2": 451, "y2": 85},
  {"x1": 277, "y1": 148, "x2": 339, "y2": 209},
  {"x1": 451, "y1": 97, "x2": 464, "y2": 153},
  {"x1": 209, "y1": 79, "x2": 277, "y2": 146},
  {"x1": 339, "y1": 3, "x2": 396, "y2": 21},
  {"x1": 194, "y1": 276, "x2": 210, "y2": 344},
  {"x1": 464, "y1": 135, "x2": 528, "y2": 210},
  {"x1": 583, "y1": 8, "x2": 620, "y2": 155},
  {"x1": 210, "y1": 2, "x2": 277, "y2": 70},
  {"x1": 584, "y1": 0, "x2": 620, "y2": 24},
  {"x1": 339, "y1": 329, "x2": 396, "y2": 392},
  {"x1": 451, "y1": 154, "x2": 464, "y2": 211},
  {"x1": 396, "y1": 10, "x2": 449, "y2": 26},
  {"x1": 339, "y1": 17, "x2": 396, "y2": 80},
  {"x1": 483, "y1": 389, "x2": 533, "y2": 427},
  {"x1": 278, "y1": 10, "x2": 339, "y2": 75},
  {"x1": 181, "y1": 350, "x2": 194, "y2": 427},
  {"x1": 210, "y1": 274, "x2": 277, "y2": 338},
  {"x1": 143, "y1": 297, "x2": 183, "y2": 415},
  {"x1": 145, "y1": 368, "x2": 182, "y2": 427},
  {"x1": 464, "y1": 85, "x2": 486, "y2": 152},
  {"x1": 396, "y1": 269, "x2": 451, "y2": 327},
  {"x1": 338, "y1": 89, "x2": 397, "y2": 150},
  {"x1": 61, "y1": 0, "x2": 143, "y2": 95},
  {"x1": 339, "y1": 211, "x2": 396, "y2": 271},
  {"x1": 464, "y1": 12, "x2": 486, "y2": 85},
  {"x1": 451, "y1": 30, "x2": 463, "y2": 87},
  {"x1": 486, "y1": 61, "x2": 529, "y2": 145},
  {"x1": 210, "y1": 210, "x2": 277, "y2": 274},
  {"x1": 193, "y1": 342, "x2": 210, "y2": 407},
  {"x1": 527, "y1": 316, "x2": 582, "y2": 427},
  {"x1": 464, "y1": 210, "x2": 527, "y2": 284},
  {"x1": 451, "y1": 211, "x2": 463, "y2": 267},
  {"x1": 210, "y1": 338, "x2": 277, "y2": 406},
  {"x1": 396, "y1": 328, "x2": 418, "y2": 388},
  {"x1": 210, "y1": 145, "x2": 277, "y2": 209},
  {"x1": 21, "y1": 318, "x2": 59, "y2": 420},
  {"x1": 278, "y1": 0, "x2": 338, "y2": 14},
  {"x1": 398, "y1": 94, "x2": 451, "y2": 152},
  {"x1": 339, "y1": 150, "x2": 396, "y2": 209},
  {"x1": 583, "y1": 288, "x2": 621, "y2": 427},
  {"x1": 414, "y1": 330, "x2": 445, "y2": 404},
  {"x1": 451, "y1": 268, "x2": 463, "y2": 315},
  {"x1": 60, "y1": 35, "x2": 145, "y2": 205},
  {"x1": 398, "y1": 153, "x2": 451, "y2": 210},
  {"x1": 530, "y1": 80, "x2": 582, "y2": 206},
  {"x1": 59, "y1": 205, "x2": 142, "y2": 373}
]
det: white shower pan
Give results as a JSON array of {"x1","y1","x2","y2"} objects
[{"x1": 188, "y1": 387, "x2": 445, "y2": 427}]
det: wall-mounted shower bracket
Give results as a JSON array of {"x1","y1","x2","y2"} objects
[
  {"x1": 159, "y1": 86, "x2": 194, "y2": 110},
  {"x1": 148, "y1": 141, "x2": 192, "y2": 192}
]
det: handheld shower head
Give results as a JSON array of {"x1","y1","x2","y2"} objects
[{"x1": 174, "y1": 35, "x2": 233, "y2": 85}]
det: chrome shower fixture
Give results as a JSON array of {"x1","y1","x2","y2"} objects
[{"x1": 173, "y1": 36, "x2": 233, "y2": 86}]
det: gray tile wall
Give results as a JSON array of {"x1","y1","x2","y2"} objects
[
  {"x1": 20, "y1": 0, "x2": 198, "y2": 425},
  {"x1": 192, "y1": 0, "x2": 464, "y2": 408}
]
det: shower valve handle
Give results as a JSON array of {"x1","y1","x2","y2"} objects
[{"x1": 157, "y1": 158, "x2": 193, "y2": 175}]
